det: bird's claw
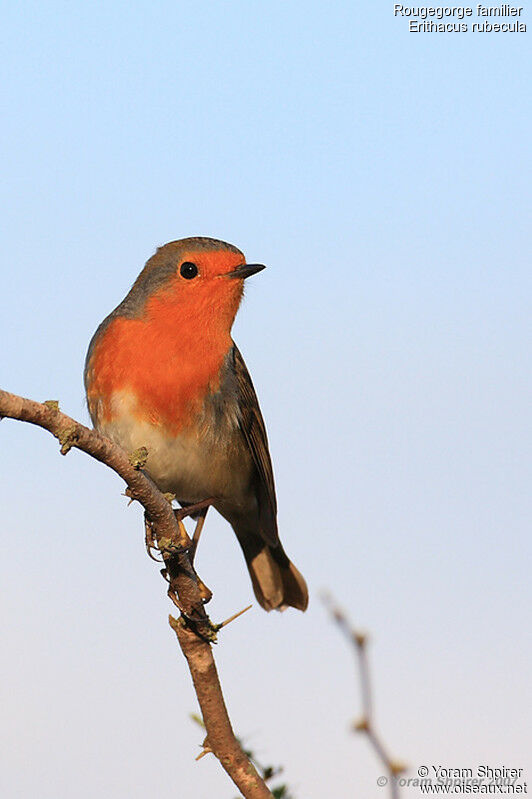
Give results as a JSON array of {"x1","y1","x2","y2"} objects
[
  {"x1": 196, "y1": 576, "x2": 213, "y2": 604},
  {"x1": 144, "y1": 516, "x2": 164, "y2": 561},
  {"x1": 168, "y1": 589, "x2": 218, "y2": 643}
]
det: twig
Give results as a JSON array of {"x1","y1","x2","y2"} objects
[
  {"x1": 0, "y1": 388, "x2": 272, "y2": 799},
  {"x1": 321, "y1": 591, "x2": 406, "y2": 798}
]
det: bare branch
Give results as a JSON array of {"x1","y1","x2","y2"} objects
[
  {"x1": 321, "y1": 591, "x2": 406, "y2": 798},
  {"x1": 0, "y1": 388, "x2": 272, "y2": 799}
]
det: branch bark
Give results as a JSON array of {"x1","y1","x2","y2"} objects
[{"x1": 0, "y1": 388, "x2": 272, "y2": 799}]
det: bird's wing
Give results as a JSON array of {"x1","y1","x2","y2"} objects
[{"x1": 232, "y1": 344, "x2": 279, "y2": 545}]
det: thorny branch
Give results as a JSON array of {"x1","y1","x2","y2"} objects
[
  {"x1": 0, "y1": 388, "x2": 272, "y2": 799},
  {"x1": 321, "y1": 592, "x2": 406, "y2": 799}
]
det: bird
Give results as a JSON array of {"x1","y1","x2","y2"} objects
[{"x1": 84, "y1": 237, "x2": 308, "y2": 612}]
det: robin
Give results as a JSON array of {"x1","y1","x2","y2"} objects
[{"x1": 84, "y1": 237, "x2": 308, "y2": 611}]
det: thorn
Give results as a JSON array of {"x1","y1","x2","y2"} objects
[
  {"x1": 214, "y1": 604, "x2": 252, "y2": 631},
  {"x1": 196, "y1": 745, "x2": 212, "y2": 761},
  {"x1": 353, "y1": 631, "x2": 367, "y2": 647},
  {"x1": 123, "y1": 487, "x2": 136, "y2": 506},
  {"x1": 195, "y1": 734, "x2": 212, "y2": 760}
]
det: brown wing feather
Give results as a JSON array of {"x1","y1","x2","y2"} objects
[{"x1": 232, "y1": 345, "x2": 279, "y2": 545}]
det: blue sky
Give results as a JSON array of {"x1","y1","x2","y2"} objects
[{"x1": 1, "y1": 2, "x2": 530, "y2": 797}]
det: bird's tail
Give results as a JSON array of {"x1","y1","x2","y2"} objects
[{"x1": 237, "y1": 531, "x2": 308, "y2": 612}]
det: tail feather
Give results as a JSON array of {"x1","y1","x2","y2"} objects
[{"x1": 239, "y1": 532, "x2": 308, "y2": 612}]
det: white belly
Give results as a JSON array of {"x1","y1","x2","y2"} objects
[{"x1": 96, "y1": 390, "x2": 252, "y2": 504}]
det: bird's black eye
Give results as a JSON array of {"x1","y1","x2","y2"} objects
[{"x1": 180, "y1": 262, "x2": 198, "y2": 279}]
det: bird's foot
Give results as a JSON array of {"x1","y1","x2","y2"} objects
[
  {"x1": 196, "y1": 575, "x2": 213, "y2": 604},
  {"x1": 168, "y1": 589, "x2": 218, "y2": 643},
  {"x1": 144, "y1": 512, "x2": 190, "y2": 561},
  {"x1": 144, "y1": 515, "x2": 162, "y2": 561}
]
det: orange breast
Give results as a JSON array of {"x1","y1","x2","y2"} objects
[{"x1": 87, "y1": 294, "x2": 233, "y2": 435}]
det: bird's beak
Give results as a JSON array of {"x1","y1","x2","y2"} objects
[{"x1": 226, "y1": 263, "x2": 266, "y2": 279}]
